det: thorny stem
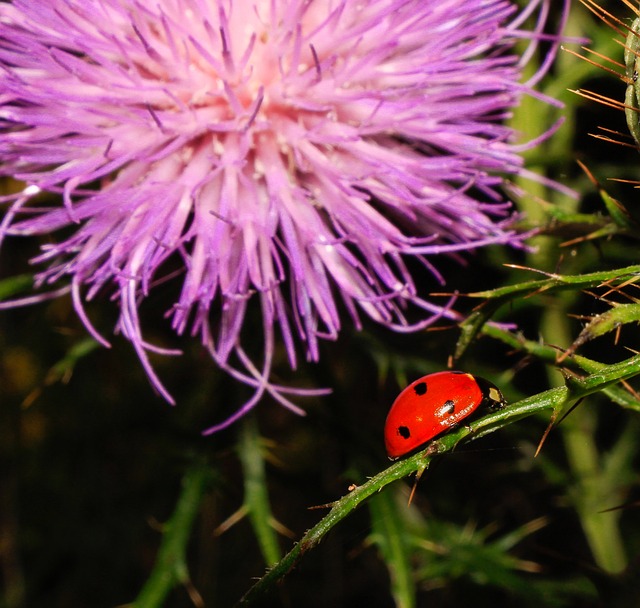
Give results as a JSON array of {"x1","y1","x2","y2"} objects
[
  {"x1": 543, "y1": 294, "x2": 626, "y2": 574},
  {"x1": 238, "y1": 415, "x2": 282, "y2": 567},
  {"x1": 236, "y1": 354, "x2": 640, "y2": 605},
  {"x1": 131, "y1": 461, "x2": 213, "y2": 608}
]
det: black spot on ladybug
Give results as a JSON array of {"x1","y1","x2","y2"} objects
[
  {"x1": 413, "y1": 381, "x2": 427, "y2": 396},
  {"x1": 397, "y1": 425, "x2": 411, "y2": 439}
]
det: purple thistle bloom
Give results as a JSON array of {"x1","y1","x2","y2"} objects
[{"x1": 0, "y1": 0, "x2": 568, "y2": 431}]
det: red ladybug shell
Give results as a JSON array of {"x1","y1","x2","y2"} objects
[{"x1": 384, "y1": 371, "x2": 505, "y2": 460}]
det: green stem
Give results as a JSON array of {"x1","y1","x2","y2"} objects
[
  {"x1": 545, "y1": 299, "x2": 627, "y2": 573},
  {"x1": 131, "y1": 461, "x2": 213, "y2": 608},
  {"x1": 563, "y1": 407, "x2": 627, "y2": 573},
  {"x1": 543, "y1": 295, "x2": 626, "y2": 575},
  {"x1": 456, "y1": 265, "x2": 640, "y2": 361},
  {"x1": 238, "y1": 415, "x2": 282, "y2": 567},
  {"x1": 236, "y1": 354, "x2": 640, "y2": 605},
  {"x1": 369, "y1": 489, "x2": 416, "y2": 608},
  {"x1": 467, "y1": 265, "x2": 640, "y2": 300},
  {"x1": 480, "y1": 324, "x2": 640, "y2": 411}
]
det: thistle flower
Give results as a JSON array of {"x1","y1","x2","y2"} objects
[{"x1": 0, "y1": 0, "x2": 569, "y2": 430}]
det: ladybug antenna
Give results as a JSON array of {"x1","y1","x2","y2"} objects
[{"x1": 534, "y1": 397, "x2": 585, "y2": 458}]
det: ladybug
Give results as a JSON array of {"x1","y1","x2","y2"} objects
[{"x1": 384, "y1": 371, "x2": 506, "y2": 459}]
